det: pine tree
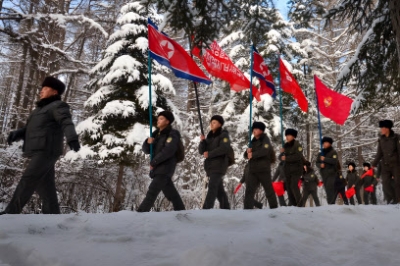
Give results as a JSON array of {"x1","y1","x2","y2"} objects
[{"x1": 78, "y1": 2, "x2": 176, "y2": 211}]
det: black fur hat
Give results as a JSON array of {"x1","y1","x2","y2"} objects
[
  {"x1": 322, "y1": 137, "x2": 333, "y2": 144},
  {"x1": 158, "y1": 111, "x2": 175, "y2": 124},
  {"x1": 211, "y1": 115, "x2": 224, "y2": 126},
  {"x1": 379, "y1": 120, "x2": 393, "y2": 129},
  {"x1": 363, "y1": 162, "x2": 371, "y2": 169},
  {"x1": 348, "y1": 162, "x2": 356, "y2": 168},
  {"x1": 42, "y1": 76, "x2": 66, "y2": 95},
  {"x1": 285, "y1": 128, "x2": 298, "y2": 138},
  {"x1": 252, "y1": 121, "x2": 266, "y2": 132}
]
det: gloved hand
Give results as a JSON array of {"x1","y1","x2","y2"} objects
[
  {"x1": 7, "y1": 129, "x2": 24, "y2": 145},
  {"x1": 68, "y1": 140, "x2": 81, "y2": 152}
]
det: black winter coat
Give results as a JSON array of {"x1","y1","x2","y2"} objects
[
  {"x1": 198, "y1": 128, "x2": 230, "y2": 175},
  {"x1": 143, "y1": 125, "x2": 180, "y2": 177},
  {"x1": 334, "y1": 173, "x2": 347, "y2": 190},
  {"x1": 16, "y1": 96, "x2": 78, "y2": 157},
  {"x1": 346, "y1": 170, "x2": 360, "y2": 189},
  {"x1": 282, "y1": 140, "x2": 304, "y2": 175},
  {"x1": 272, "y1": 161, "x2": 286, "y2": 182},
  {"x1": 302, "y1": 169, "x2": 319, "y2": 191},
  {"x1": 244, "y1": 133, "x2": 275, "y2": 173},
  {"x1": 316, "y1": 147, "x2": 339, "y2": 179},
  {"x1": 372, "y1": 130, "x2": 400, "y2": 168},
  {"x1": 360, "y1": 171, "x2": 378, "y2": 188}
]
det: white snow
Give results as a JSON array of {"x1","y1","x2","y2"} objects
[
  {"x1": 1, "y1": 206, "x2": 400, "y2": 266},
  {"x1": 101, "y1": 55, "x2": 141, "y2": 85}
]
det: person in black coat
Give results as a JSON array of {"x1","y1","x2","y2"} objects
[
  {"x1": 137, "y1": 111, "x2": 185, "y2": 212},
  {"x1": 299, "y1": 161, "x2": 321, "y2": 207},
  {"x1": 1, "y1": 77, "x2": 80, "y2": 215},
  {"x1": 243, "y1": 122, "x2": 277, "y2": 209},
  {"x1": 332, "y1": 171, "x2": 349, "y2": 205},
  {"x1": 240, "y1": 164, "x2": 263, "y2": 209},
  {"x1": 199, "y1": 115, "x2": 230, "y2": 209},
  {"x1": 361, "y1": 163, "x2": 378, "y2": 205},
  {"x1": 346, "y1": 162, "x2": 362, "y2": 205}
]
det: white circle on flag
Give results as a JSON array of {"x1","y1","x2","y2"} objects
[
  {"x1": 160, "y1": 40, "x2": 175, "y2": 59},
  {"x1": 260, "y1": 62, "x2": 269, "y2": 76}
]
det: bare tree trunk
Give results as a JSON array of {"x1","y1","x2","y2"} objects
[
  {"x1": 389, "y1": 0, "x2": 400, "y2": 67},
  {"x1": 113, "y1": 164, "x2": 125, "y2": 212}
]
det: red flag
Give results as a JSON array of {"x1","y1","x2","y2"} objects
[
  {"x1": 252, "y1": 47, "x2": 276, "y2": 98},
  {"x1": 314, "y1": 75, "x2": 353, "y2": 125},
  {"x1": 202, "y1": 41, "x2": 251, "y2": 92},
  {"x1": 279, "y1": 59, "x2": 308, "y2": 112},
  {"x1": 364, "y1": 186, "x2": 374, "y2": 193},
  {"x1": 361, "y1": 169, "x2": 374, "y2": 179},
  {"x1": 345, "y1": 187, "x2": 356, "y2": 198},
  {"x1": 234, "y1": 183, "x2": 242, "y2": 194},
  {"x1": 148, "y1": 19, "x2": 211, "y2": 85},
  {"x1": 272, "y1": 182, "x2": 285, "y2": 196}
]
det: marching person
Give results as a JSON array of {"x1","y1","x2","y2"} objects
[
  {"x1": 316, "y1": 137, "x2": 339, "y2": 205},
  {"x1": 243, "y1": 122, "x2": 277, "y2": 209},
  {"x1": 239, "y1": 164, "x2": 263, "y2": 209},
  {"x1": 371, "y1": 120, "x2": 400, "y2": 204},
  {"x1": 1, "y1": 77, "x2": 80, "y2": 215},
  {"x1": 299, "y1": 161, "x2": 321, "y2": 207},
  {"x1": 332, "y1": 169, "x2": 349, "y2": 205},
  {"x1": 346, "y1": 162, "x2": 362, "y2": 205},
  {"x1": 199, "y1": 115, "x2": 231, "y2": 209},
  {"x1": 361, "y1": 163, "x2": 378, "y2": 205},
  {"x1": 138, "y1": 111, "x2": 185, "y2": 212},
  {"x1": 281, "y1": 129, "x2": 303, "y2": 206},
  {"x1": 272, "y1": 156, "x2": 287, "y2": 207}
]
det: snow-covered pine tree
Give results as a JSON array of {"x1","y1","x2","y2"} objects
[{"x1": 77, "y1": 2, "x2": 176, "y2": 212}]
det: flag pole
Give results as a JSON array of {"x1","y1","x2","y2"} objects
[
  {"x1": 248, "y1": 45, "x2": 255, "y2": 147},
  {"x1": 314, "y1": 75, "x2": 323, "y2": 154},
  {"x1": 278, "y1": 55, "x2": 284, "y2": 147},
  {"x1": 148, "y1": 49, "x2": 153, "y2": 160}
]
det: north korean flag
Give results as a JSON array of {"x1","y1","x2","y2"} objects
[
  {"x1": 251, "y1": 47, "x2": 276, "y2": 98},
  {"x1": 148, "y1": 19, "x2": 211, "y2": 85}
]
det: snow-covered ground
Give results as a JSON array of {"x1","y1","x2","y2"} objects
[{"x1": 1, "y1": 205, "x2": 400, "y2": 266}]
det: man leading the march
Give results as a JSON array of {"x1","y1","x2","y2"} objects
[{"x1": 1, "y1": 76, "x2": 80, "y2": 215}]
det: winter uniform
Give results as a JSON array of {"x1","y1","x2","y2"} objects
[
  {"x1": 138, "y1": 122, "x2": 185, "y2": 212},
  {"x1": 361, "y1": 166, "x2": 378, "y2": 205},
  {"x1": 299, "y1": 164, "x2": 321, "y2": 207},
  {"x1": 198, "y1": 125, "x2": 231, "y2": 209},
  {"x1": 371, "y1": 122, "x2": 400, "y2": 204},
  {"x1": 240, "y1": 164, "x2": 263, "y2": 209},
  {"x1": 332, "y1": 173, "x2": 349, "y2": 205},
  {"x1": 4, "y1": 77, "x2": 79, "y2": 214},
  {"x1": 282, "y1": 138, "x2": 304, "y2": 206},
  {"x1": 272, "y1": 160, "x2": 287, "y2": 207},
  {"x1": 346, "y1": 166, "x2": 362, "y2": 205},
  {"x1": 316, "y1": 140, "x2": 339, "y2": 205},
  {"x1": 243, "y1": 126, "x2": 277, "y2": 209}
]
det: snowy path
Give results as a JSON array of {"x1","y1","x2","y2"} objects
[{"x1": 0, "y1": 205, "x2": 400, "y2": 266}]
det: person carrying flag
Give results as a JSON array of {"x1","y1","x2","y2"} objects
[
  {"x1": 199, "y1": 115, "x2": 231, "y2": 209},
  {"x1": 243, "y1": 122, "x2": 277, "y2": 209},
  {"x1": 346, "y1": 162, "x2": 362, "y2": 205},
  {"x1": 360, "y1": 163, "x2": 378, "y2": 205},
  {"x1": 316, "y1": 137, "x2": 339, "y2": 205},
  {"x1": 280, "y1": 129, "x2": 304, "y2": 206}
]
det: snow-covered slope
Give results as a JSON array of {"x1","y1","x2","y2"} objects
[{"x1": 1, "y1": 206, "x2": 400, "y2": 266}]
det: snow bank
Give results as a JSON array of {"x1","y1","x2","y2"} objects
[{"x1": 1, "y1": 206, "x2": 400, "y2": 266}]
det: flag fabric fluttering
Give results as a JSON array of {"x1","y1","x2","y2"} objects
[
  {"x1": 147, "y1": 19, "x2": 211, "y2": 85},
  {"x1": 252, "y1": 47, "x2": 276, "y2": 98},
  {"x1": 197, "y1": 41, "x2": 251, "y2": 92},
  {"x1": 279, "y1": 58, "x2": 308, "y2": 112},
  {"x1": 314, "y1": 75, "x2": 353, "y2": 125}
]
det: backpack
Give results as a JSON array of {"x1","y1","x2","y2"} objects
[
  {"x1": 227, "y1": 144, "x2": 235, "y2": 166},
  {"x1": 176, "y1": 137, "x2": 185, "y2": 163}
]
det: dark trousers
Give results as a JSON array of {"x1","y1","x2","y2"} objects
[
  {"x1": 285, "y1": 173, "x2": 301, "y2": 206},
  {"x1": 381, "y1": 166, "x2": 398, "y2": 203},
  {"x1": 5, "y1": 154, "x2": 60, "y2": 214},
  {"x1": 203, "y1": 174, "x2": 230, "y2": 209},
  {"x1": 138, "y1": 174, "x2": 185, "y2": 212},
  {"x1": 364, "y1": 191, "x2": 377, "y2": 205},
  {"x1": 300, "y1": 190, "x2": 320, "y2": 207},
  {"x1": 244, "y1": 171, "x2": 277, "y2": 209},
  {"x1": 332, "y1": 187, "x2": 349, "y2": 205},
  {"x1": 253, "y1": 200, "x2": 263, "y2": 209},
  {"x1": 322, "y1": 176, "x2": 336, "y2": 205},
  {"x1": 278, "y1": 195, "x2": 287, "y2": 207},
  {"x1": 349, "y1": 185, "x2": 362, "y2": 205}
]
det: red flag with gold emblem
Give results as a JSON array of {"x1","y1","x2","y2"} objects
[{"x1": 314, "y1": 75, "x2": 353, "y2": 125}]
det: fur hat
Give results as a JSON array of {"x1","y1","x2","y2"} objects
[
  {"x1": 348, "y1": 162, "x2": 356, "y2": 168},
  {"x1": 42, "y1": 76, "x2": 66, "y2": 95},
  {"x1": 158, "y1": 111, "x2": 175, "y2": 124},
  {"x1": 379, "y1": 120, "x2": 393, "y2": 129},
  {"x1": 322, "y1": 137, "x2": 333, "y2": 144},
  {"x1": 285, "y1": 128, "x2": 298, "y2": 138},
  {"x1": 252, "y1": 121, "x2": 266, "y2": 132},
  {"x1": 210, "y1": 115, "x2": 224, "y2": 126},
  {"x1": 363, "y1": 162, "x2": 371, "y2": 169}
]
